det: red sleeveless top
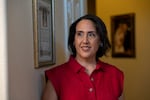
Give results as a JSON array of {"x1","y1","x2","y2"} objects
[{"x1": 45, "y1": 56, "x2": 124, "y2": 100}]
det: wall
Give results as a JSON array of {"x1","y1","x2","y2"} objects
[
  {"x1": 7, "y1": 0, "x2": 66, "y2": 100},
  {"x1": 0, "y1": 0, "x2": 9, "y2": 100},
  {"x1": 2, "y1": 0, "x2": 87, "y2": 100},
  {"x1": 96, "y1": 0, "x2": 150, "y2": 100}
]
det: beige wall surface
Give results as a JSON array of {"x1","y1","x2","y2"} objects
[
  {"x1": 3, "y1": 0, "x2": 86, "y2": 100},
  {"x1": 7, "y1": 0, "x2": 66, "y2": 100},
  {"x1": 96, "y1": 0, "x2": 150, "y2": 100}
]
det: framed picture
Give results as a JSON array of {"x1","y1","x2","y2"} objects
[
  {"x1": 32, "y1": 0, "x2": 55, "y2": 68},
  {"x1": 111, "y1": 13, "x2": 135, "y2": 58}
]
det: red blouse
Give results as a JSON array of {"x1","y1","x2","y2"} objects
[{"x1": 45, "y1": 56, "x2": 124, "y2": 100}]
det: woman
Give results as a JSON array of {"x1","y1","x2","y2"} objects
[{"x1": 42, "y1": 14, "x2": 124, "y2": 100}]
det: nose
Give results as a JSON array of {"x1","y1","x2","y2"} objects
[{"x1": 82, "y1": 34, "x2": 89, "y2": 43}]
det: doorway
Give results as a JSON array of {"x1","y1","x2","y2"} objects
[{"x1": 87, "y1": 0, "x2": 96, "y2": 15}]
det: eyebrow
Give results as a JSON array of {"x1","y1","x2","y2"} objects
[{"x1": 76, "y1": 30, "x2": 96, "y2": 33}]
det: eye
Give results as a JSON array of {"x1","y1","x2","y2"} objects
[
  {"x1": 76, "y1": 31, "x2": 83, "y2": 37},
  {"x1": 88, "y1": 32, "x2": 96, "y2": 38}
]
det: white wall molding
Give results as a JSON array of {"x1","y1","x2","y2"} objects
[{"x1": 0, "y1": 0, "x2": 8, "y2": 100}]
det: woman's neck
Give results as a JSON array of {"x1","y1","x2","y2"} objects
[{"x1": 75, "y1": 56, "x2": 97, "y2": 75}]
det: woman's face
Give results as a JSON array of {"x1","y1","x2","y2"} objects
[{"x1": 74, "y1": 19, "x2": 100, "y2": 60}]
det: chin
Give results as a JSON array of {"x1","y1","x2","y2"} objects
[{"x1": 79, "y1": 54, "x2": 94, "y2": 59}]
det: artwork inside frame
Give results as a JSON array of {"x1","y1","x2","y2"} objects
[
  {"x1": 111, "y1": 13, "x2": 135, "y2": 58},
  {"x1": 32, "y1": 0, "x2": 55, "y2": 68}
]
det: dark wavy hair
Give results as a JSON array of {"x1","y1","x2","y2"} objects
[{"x1": 68, "y1": 14, "x2": 111, "y2": 59}]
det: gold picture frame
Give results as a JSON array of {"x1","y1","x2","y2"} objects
[
  {"x1": 32, "y1": 0, "x2": 55, "y2": 68},
  {"x1": 111, "y1": 13, "x2": 135, "y2": 58}
]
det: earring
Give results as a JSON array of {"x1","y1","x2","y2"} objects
[{"x1": 100, "y1": 43, "x2": 103, "y2": 47}]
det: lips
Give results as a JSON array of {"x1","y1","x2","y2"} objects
[{"x1": 81, "y1": 46, "x2": 91, "y2": 51}]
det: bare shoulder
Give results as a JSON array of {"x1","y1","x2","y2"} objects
[{"x1": 42, "y1": 80, "x2": 58, "y2": 100}]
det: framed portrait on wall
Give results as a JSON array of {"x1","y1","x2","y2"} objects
[
  {"x1": 111, "y1": 13, "x2": 135, "y2": 58},
  {"x1": 32, "y1": 0, "x2": 55, "y2": 68}
]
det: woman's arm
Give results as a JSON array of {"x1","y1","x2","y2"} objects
[{"x1": 42, "y1": 80, "x2": 58, "y2": 100}]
